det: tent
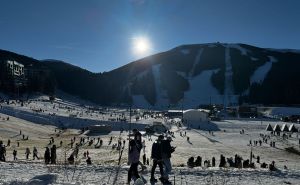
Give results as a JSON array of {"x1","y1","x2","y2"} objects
[
  {"x1": 281, "y1": 124, "x2": 289, "y2": 132},
  {"x1": 266, "y1": 124, "x2": 273, "y2": 131},
  {"x1": 289, "y1": 124, "x2": 298, "y2": 132},
  {"x1": 273, "y1": 124, "x2": 281, "y2": 132}
]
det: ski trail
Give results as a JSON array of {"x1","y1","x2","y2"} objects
[
  {"x1": 152, "y1": 64, "x2": 169, "y2": 108},
  {"x1": 224, "y1": 46, "x2": 235, "y2": 107},
  {"x1": 189, "y1": 48, "x2": 204, "y2": 77}
]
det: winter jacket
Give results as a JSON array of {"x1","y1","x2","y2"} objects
[
  {"x1": 128, "y1": 140, "x2": 140, "y2": 164},
  {"x1": 151, "y1": 141, "x2": 162, "y2": 160},
  {"x1": 161, "y1": 140, "x2": 174, "y2": 159}
]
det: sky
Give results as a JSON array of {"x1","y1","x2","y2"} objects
[{"x1": 0, "y1": 0, "x2": 299, "y2": 72}]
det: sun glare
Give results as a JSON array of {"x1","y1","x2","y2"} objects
[{"x1": 132, "y1": 36, "x2": 151, "y2": 56}]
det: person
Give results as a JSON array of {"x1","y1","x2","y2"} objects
[
  {"x1": 212, "y1": 157, "x2": 216, "y2": 167},
  {"x1": 269, "y1": 161, "x2": 277, "y2": 171},
  {"x1": 143, "y1": 153, "x2": 146, "y2": 165},
  {"x1": 25, "y1": 148, "x2": 31, "y2": 160},
  {"x1": 127, "y1": 139, "x2": 141, "y2": 184},
  {"x1": 219, "y1": 154, "x2": 226, "y2": 167},
  {"x1": 0, "y1": 141, "x2": 5, "y2": 161},
  {"x1": 33, "y1": 147, "x2": 39, "y2": 160},
  {"x1": 150, "y1": 135, "x2": 164, "y2": 183},
  {"x1": 187, "y1": 157, "x2": 195, "y2": 168},
  {"x1": 161, "y1": 136, "x2": 175, "y2": 184},
  {"x1": 68, "y1": 154, "x2": 75, "y2": 164},
  {"x1": 86, "y1": 156, "x2": 92, "y2": 165},
  {"x1": 194, "y1": 156, "x2": 202, "y2": 167},
  {"x1": 44, "y1": 147, "x2": 51, "y2": 164},
  {"x1": 13, "y1": 149, "x2": 17, "y2": 160},
  {"x1": 50, "y1": 145, "x2": 57, "y2": 164}
]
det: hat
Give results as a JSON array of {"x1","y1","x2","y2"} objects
[{"x1": 158, "y1": 135, "x2": 164, "y2": 140}]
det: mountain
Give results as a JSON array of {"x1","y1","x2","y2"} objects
[{"x1": 1, "y1": 43, "x2": 300, "y2": 108}]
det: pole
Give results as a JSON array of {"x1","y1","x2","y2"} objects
[{"x1": 128, "y1": 104, "x2": 132, "y2": 164}]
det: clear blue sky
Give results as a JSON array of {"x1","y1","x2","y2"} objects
[{"x1": 0, "y1": 0, "x2": 299, "y2": 72}]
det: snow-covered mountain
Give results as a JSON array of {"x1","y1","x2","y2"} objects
[
  {"x1": 101, "y1": 43, "x2": 300, "y2": 108},
  {"x1": 1, "y1": 43, "x2": 300, "y2": 108}
]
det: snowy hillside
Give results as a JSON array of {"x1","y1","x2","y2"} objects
[
  {"x1": 125, "y1": 43, "x2": 300, "y2": 108},
  {"x1": 0, "y1": 100, "x2": 300, "y2": 184}
]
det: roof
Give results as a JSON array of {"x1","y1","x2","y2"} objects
[
  {"x1": 266, "y1": 124, "x2": 273, "y2": 131},
  {"x1": 281, "y1": 124, "x2": 289, "y2": 132},
  {"x1": 273, "y1": 124, "x2": 281, "y2": 132},
  {"x1": 183, "y1": 109, "x2": 210, "y2": 114},
  {"x1": 289, "y1": 124, "x2": 298, "y2": 132}
]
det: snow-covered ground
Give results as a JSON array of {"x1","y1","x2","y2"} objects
[{"x1": 0, "y1": 100, "x2": 300, "y2": 184}]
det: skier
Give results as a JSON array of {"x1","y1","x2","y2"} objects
[
  {"x1": 25, "y1": 147, "x2": 31, "y2": 160},
  {"x1": 7, "y1": 139, "x2": 10, "y2": 147},
  {"x1": 13, "y1": 149, "x2": 17, "y2": 160},
  {"x1": 150, "y1": 135, "x2": 164, "y2": 183},
  {"x1": 33, "y1": 147, "x2": 39, "y2": 160},
  {"x1": 44, "y1": 147, "x2": 51, "y2": 164}
]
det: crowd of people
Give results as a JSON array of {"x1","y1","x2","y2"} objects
[{"x1": 187, "y1": 153, "x2": 278, "y2": 171}]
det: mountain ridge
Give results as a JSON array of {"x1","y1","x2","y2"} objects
[{"x1": 1, "y1": 43, "x2": 300, "y2": 108}]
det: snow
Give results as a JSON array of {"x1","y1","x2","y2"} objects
[
  {"x1": 262, "y1": 107, "x2": 300, "y2": 117},
  {"x1": 151, "y1": 64, "x2": 169, "y2": 109},
  {"x1": 1, "y1": 99, "x2": 300, "y2": 184},
  {"x1": 180, "y1": 49, "x2": 190, "y2": 55},
  {"x1": 132, "y1": 95, "x2": 150, "y2": 108},
  {"x1": 250, "y1": 56, "x2": 278, "y2": 85},
  {"x1": 189, "y1": 48, "x2": 204, "y2": 77},
  {"x1": 227, "y1": 44, "x2": 249, "y2": 56},
  {"x1": 224, "y1": 46, "x2": 238, "y2": 106},
  {"x1": 184, "y1": 69, "x2": 223, "y2": 107},
  {"x1": 250, "y1": 62, "x2": 272, "y2": 84},
  {"x1": 250, "y1": 57, "x2": 259, "y2": 61}
]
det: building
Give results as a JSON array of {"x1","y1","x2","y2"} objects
[
  {"x1": 183, "y1": 109, "x2": 209, "y2": 128},
  {"x1": 238, "y1": 106, "x2": 258, "y2": 118},
  {"x1": 0, "y1": 60, "x2": 27, "y2": 93},
  {"x1": 166, "y1": 110, "x2": 183, "y2": 118}
]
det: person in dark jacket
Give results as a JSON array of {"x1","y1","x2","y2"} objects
[
  {"x1": 50, "y1": 145, "x2": 57, "y2": 164},
  {"x1": 161, "y1": 136, "x2": 175, "y2": 184},
  {"x1": 150, "y1": 135, "x2": 164, "y2": 183},
  {"x1": 128, "y1": 139, "x2": 141, "y2": 184},
  {"x1": 44, "y1": 147, "x2": 50, "y2": 164},
  {"x1": 219, "y1": 154, "x2": 226, "y2": 167}
]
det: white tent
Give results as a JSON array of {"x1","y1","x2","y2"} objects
[
  {"x1": 266, "y1": 124, "x2": 273, "y2": 131},
  {"x1": 289, "y1": 124, "x2": 298, "y2": 132},
  {"x1": 273, "y1": 124, "x2": 281, "y2": 132},
  {"x1": 281, "y1": 124, "x2": 289, "y2": 132}
]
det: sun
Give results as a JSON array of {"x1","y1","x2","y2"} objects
[{"x1": 132, "y1": 36, "x2": 151, "y2": 56}]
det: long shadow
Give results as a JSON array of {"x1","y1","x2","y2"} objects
[{"x1": 10, "y1": 134, "x2": 20, "y2": 138}]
